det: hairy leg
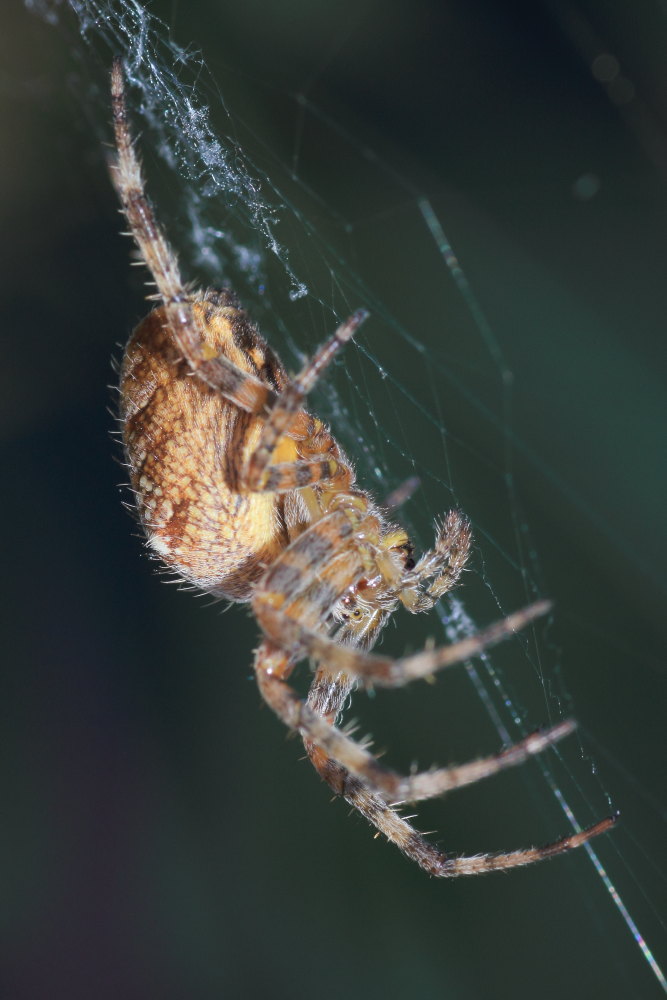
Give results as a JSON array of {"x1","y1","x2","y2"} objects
[
  {"x1": 257, "y1": 643, "x2": 578, "y2": 802},
  {"x1": 243, "y1": 310, "x2": 368, "y2": 492},
  {"x1": 255, "y1": 597, "x2": 552, "y2": 687},
  {"x1": 111, "y1": 60, "x2": 282, "y2": 409},
  {"x1": 255, "y1": 642, "x2": 617, "y2": 876}
]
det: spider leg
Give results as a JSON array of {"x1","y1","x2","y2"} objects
[
  {"x1": 303, "y1": 666, "x2": 582, "y2": 805},
  {"x1": 255, "y1": 506, "x2": 371, "y2": 620},
  {"x1": 399, "y1": 509, "x2": 472, "y2": 613},
  {"x1": 381, "y1": 723, "x2": 585, "y2": 804},
  {"x1": 256, "y1": 640, "x2": 581, "y2": 803},
  {"x1": 303, "y1": 666, "x2": 357, "y2": 796},
  {"x1": 255, "y1": 642, "x2": 617, "y2": 876},
  {"x1": 243, "y1": 310, "x2": 368, "y2": 493},
  {"x1": 111, "y1": 60, "x2": 282, "y2": 413},
  {"x1": 255, "y1": 595, "x2": 552, "y2": 687},
  {"x1": 110, "y1": 60, "x2": 182, "y2": 307}
]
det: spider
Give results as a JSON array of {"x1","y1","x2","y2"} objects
[{"x1": 111, "y1": 58, "x2": 616, "y2": 877}]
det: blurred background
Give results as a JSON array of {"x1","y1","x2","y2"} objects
[{"x1": 2, "y1": 1, "x2": 666, "y2": 997}]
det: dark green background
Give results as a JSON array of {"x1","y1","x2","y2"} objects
[{"x1": 3, "y1": 1, "x2": 666, "y2": 998}]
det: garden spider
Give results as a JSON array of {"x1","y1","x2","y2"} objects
[{"x1": 111, "y1": 59, "x2": 616, "y2": 877}]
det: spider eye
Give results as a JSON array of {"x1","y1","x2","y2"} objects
[
  {"x1": 394, "y1": 541, "x2": 415, "y2": 570},
  {"x1": 343, "y1": 605, "x2": 364, "y2": 622}
]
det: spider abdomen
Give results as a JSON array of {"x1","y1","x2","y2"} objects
[{"x1": 120, "y1": 297, "x2": 290, "y2": 600}]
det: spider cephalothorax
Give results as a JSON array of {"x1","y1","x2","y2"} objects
[{"x1": 112, "y1": 58, "x2": 615, "y2": 877}]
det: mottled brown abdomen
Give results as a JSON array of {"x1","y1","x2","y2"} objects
[{"x1": 119, "y1": 293, "x2": 290, "y2": 601}]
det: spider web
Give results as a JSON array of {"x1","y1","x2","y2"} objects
[{"x1": 24, "y1": 0, "x2": 667, "y2": 996}]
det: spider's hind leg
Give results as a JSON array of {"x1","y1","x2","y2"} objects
[
  {"x1": 242, "y1": 310, "x2": 368, "y2": 494},
  {"x1": 112, "y1": 60, "x2": 282, "y2": 411},
  {"x1": 255, "y1": 641, "x2": 456, "y2": 876},
  {"x1": 303, "y1": 667, "x2": 356, "y2": 799},
  {"x1": 254, "y1": 641, "x2": 617, "y2": 876}
]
